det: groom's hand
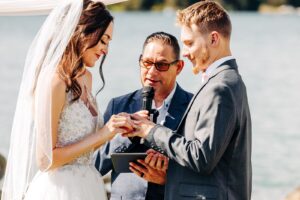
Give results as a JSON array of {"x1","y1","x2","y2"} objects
[{"x1": 121, "y1": 113, "x2": 155, "y2": 138}]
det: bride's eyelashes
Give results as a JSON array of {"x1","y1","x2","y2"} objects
[{"x1": 100, "y1": 39, "x2": 108, "y2": 45}]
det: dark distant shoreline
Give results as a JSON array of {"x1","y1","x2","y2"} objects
[{"x1": 108, "y1": 1, "x2": 300, "y2": 13}]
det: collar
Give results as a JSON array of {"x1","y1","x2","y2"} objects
[
  {"x1": 202, "y1": 56, "x2": 235, "y2": 78},
  {"x1": 152, "y1": 83, "x2": 177, "y2": 110}
]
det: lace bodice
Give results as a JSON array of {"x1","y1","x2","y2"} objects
[{"x1": 56, "y1": 91, "x2": 104, "y2": 165}]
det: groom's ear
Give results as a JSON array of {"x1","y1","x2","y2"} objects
[{"x1": 210, "y1": 31, "x2": 219, "y2": 46}]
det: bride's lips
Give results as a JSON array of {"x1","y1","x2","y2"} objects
[{"x1": 95, "y1": 53, "x2": 101, "y2": 60}]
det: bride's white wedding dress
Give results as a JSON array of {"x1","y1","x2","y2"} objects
[{"x1": 24, "y1": 90, "x2": 107, "y2": 200}]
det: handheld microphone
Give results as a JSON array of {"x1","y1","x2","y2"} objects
[
  {"x1": 140, "y1": 86, "x2": 157, "y2": 144},
  {"x1": 141, "y1": 86, "x2": 158, "y2": 122},
  {"x1": 142, "y1": 86, "x2": 154, "y2": 114}
]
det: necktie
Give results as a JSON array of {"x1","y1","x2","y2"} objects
[{"x1": 152, "y1": 109, "x2": 159, "y2": 123}]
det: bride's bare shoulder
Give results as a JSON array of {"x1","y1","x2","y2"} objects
[{"x1": 51, "y1": 72, "x2": 67, "y2": 95}]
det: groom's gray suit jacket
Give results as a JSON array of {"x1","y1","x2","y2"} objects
[{"x1": 145, "y1": 59, "x2": 252, "y2": 200}]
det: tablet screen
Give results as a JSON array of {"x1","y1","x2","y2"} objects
[{"x1": 111, "y1": 153, "x2": 147, "y2": 173}]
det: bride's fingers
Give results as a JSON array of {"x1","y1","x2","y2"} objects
[
  {"x1": 117, "y1": 112, "x2": 130, "y2": 118},
  {"x1": 136, "y1": 110, "x2": 148, "y2": 115},
  {"x1": 106, "y1": 119, "x2": 134, "y2": 133},
  {"x1": 133, "y1": 110, "x2": 149, "y2": 119},
  {"x1": 131, "y1": 119, "x2": 142, "y2": 126},
  {"x1": 130, "y1": 113, "x2": 144, "y2": 120},
  {"x1": 113, "y1": 128, "x2": 130, "y2": 134},
  {"x1": 110, "y1": 115, "x2": 133, "y2": 125},
  {"x1": 112, "y1": 121, "x2": 133, "y2": 131},
  {"x1": 121, "y1": 131, "x2": 139, "y2": 137},
  {"x1": 111, "y1": 114, "x2": 128, "y2": 121}
]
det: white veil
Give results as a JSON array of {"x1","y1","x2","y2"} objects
[
  {"x1": 0, "y1": 0, "x2": 127, "y2": 16},
  {"x1": 1, "y1": 0, "x2": 126, "y2": 199}
]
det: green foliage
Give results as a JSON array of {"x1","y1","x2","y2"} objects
[
  {"x1": 224, "y1": 0, "x2": 261, "y2": 10},
  {"x1": 108, "y1": 0, "x2": 299, "y2": 11},
  {"x1": 288, "y1": 0, "x2": 300, "y2": 6},
  {"x1": 0, "y1": 153, "x2": 6, "y2": 180},
  {"x1": 265, "y1": 0, "x2": 287, "y2": 6}
]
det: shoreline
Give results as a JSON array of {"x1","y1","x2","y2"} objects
[{"x1": 259, "y1": 4, "x2": 300, "y2": 15}]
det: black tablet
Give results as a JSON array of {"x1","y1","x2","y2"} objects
[{"x1": 111, "y1": 152, "x2": 147, "y2": 173}]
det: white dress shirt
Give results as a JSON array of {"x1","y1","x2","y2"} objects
[
  {"x1": 152, "y1": 83, "x2": 177, "y2": 125},
  {"x1": 201, "y1": 56, "x2": 235, "y2": 83}
]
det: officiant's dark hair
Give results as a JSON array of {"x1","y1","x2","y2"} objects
[
  {"x1": 142, "y1": 32, "x2": 180, "y2": 60},
  {"x1": 58, "y1": 0, "x2": 113, "y2": 101}
]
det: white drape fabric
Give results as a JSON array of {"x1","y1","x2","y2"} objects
[
  {"x1": 0, "y1": 0, "x2": 127, "y2": 16},
  {"x1": 1, "y1": 1, "x2": 83, "y2": 199}
]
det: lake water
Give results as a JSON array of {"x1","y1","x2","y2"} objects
[{"x1": 1, "y1": 11, "x2": 300, "y2": 199}]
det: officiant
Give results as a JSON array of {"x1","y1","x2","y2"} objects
[{"x1": 95, "y1": 31, "x2": 192, "y2": 200}]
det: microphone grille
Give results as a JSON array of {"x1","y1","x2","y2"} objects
[{"x1": 142, "y1": 86, "x2": 154, "y2": 97}]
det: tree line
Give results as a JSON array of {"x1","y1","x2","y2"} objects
[{"x1": 109, "y1": 0, "x2": 300, "y2": 11}]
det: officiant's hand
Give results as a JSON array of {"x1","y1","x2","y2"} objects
[
  {"x1": 129, "y1": 150, "x2": 169, "y2": 185},
  {"x1": 121, "y1": 113, "x2": 155, "y2": 138},
  {"x1": 145, "y1": 149, "x2": 169, "y2": 171}
]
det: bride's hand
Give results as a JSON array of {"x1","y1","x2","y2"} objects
[
  {"x1": 132, "y1": 110, "x2": 149, "y2": 119},
  {"x1": 117, "y1": 111, "x2": 149, "y2": 132},
  {"x1": 118, "y1": 110, "x2": 149, "y2": 120},
  {"x1": 121, "y1": 113, "x2": 155, "y2": 138},
  {"x1": 102, "y1": 114, "x2": 134, "y2": 138}
]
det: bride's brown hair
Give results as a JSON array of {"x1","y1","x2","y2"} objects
[{"x1": 58, "y1": 0, "x2": 113, "y2": 101}]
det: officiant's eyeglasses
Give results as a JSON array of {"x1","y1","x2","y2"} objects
[{"x1": 139, "y1": 55, "x2": 179, "y2": 72}]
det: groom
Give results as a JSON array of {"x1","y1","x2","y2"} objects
[{"x1": 127, "y1": 1, "x2": 252, "y2": 200}]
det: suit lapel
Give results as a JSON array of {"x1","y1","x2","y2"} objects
[
  {"x1": 176, "y1": 59, "x2": 238, "y2": 132},
  {"x1": 129, "y1": 89, "x2": 143, "y2": 113},
  {"x1": 164, "y1": 85, "x2": 190, "y2": 130}
]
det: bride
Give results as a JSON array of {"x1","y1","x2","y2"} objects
[{"x1": 1, "y1": 0, "x2": 133, "y2": 199}]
